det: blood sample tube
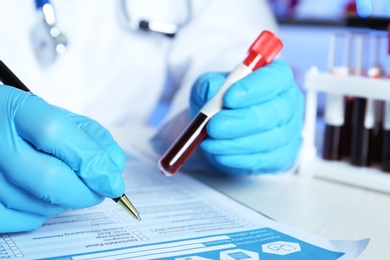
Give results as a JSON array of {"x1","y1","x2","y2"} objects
[
  {"x1": 323, "y1": 33, "x2": 349, "y2": 161},
  {"x1": 350, "y1": 33, "x2": 369, "y2": 167},
  {"x1": 158, "y1": 30, "x2": 283, "y2": 176},
  {"x1": 366, "y1": 35, "x2": 384, "y2": 165},
  {"x1": 383, "y1": 104, "x2": 390, "y2": 172},
  {"x1": 339, "y1": 33, "x2": 354, "y2": 160},
  {"x1": 382, "y1": 25, "x2": 390, "y2": 172}
]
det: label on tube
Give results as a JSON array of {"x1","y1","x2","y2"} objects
[{"x1": 324, "y1": 94, "x2": 345, "y2": 127}]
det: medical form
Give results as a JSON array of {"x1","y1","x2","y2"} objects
[{"x1": 0, "y1": 154, "x2": 369, "y2": 259}]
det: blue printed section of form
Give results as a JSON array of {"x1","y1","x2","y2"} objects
[{"x1": 0, "y1": 156, "x2": 369, "y2": 260}]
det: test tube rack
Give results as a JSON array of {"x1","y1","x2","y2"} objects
[{"x1": 299, "y1": 67, "x2": 390, "y2": 193}]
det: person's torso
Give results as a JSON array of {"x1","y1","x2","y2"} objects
[{"x1": 0, "y1": 0, "x2": 189, "y2": 128}]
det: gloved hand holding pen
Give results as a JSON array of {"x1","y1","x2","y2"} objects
[
  {"x1": 189, "y1": 59, "x2": 304, "y2": 175},
  {"x1": 0, "y1": 86, "x2": 126, "y2": 233}
]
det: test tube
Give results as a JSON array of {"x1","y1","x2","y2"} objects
[
  {"x1": 366, "y1": 35, "x2": 385, "y2": 165},
  {"x1": 350, "y1": 33, "x2": 370, "y2": 167},
  {"x1": 158, "y1": 31, "x2": 283, "y2": 176},
  {"x1": 323, "y1": 33, "x2": 349, "y2": 161},
  {"x1": 339, "y1": 32, "x2": 354, "y2": 160},
  {"x1": 382, "y1": 25, "x2": 390, "y2": 172}
]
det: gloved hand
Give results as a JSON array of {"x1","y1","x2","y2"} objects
[
  {"x1": 190, "y1": 59, "x2": 304, "y2": 175},
  {"x1": 0, "y1": 86, "x2": 126, "y2": 233}
]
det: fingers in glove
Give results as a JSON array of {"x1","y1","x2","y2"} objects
[
  {"x1": 202, "y1": 100, "x2": 304, "y2": 154},
  {"x1": 0, "y1": 203, "x2": 48, "y2": 233},
  {"x1": 0, "y1": 172, "x2": 67, "y2": 216},
  {"x1": 208, "y1": 84, "x2": 303, "y2": 138},
  {"x1": 2, "y1": 137, "x2": 104, "y2": 209},
  {"x1": 204, "y1": 133, "x2": 302, "y2": 175},
  {"x1": 13, "y1": 96, "x2": 125, "y2": 198},
  {"x1": 224, "y1": 59, "x2": 294, "y2": 108}
]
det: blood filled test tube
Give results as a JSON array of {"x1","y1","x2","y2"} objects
[
  {"x1": 366, "y1": 35, "x2": 385, "y2": 165},
  {"x1": 350, "y1": 33, "x2": 369, "y2": 167},
  {"x1": 158, "y1": 30, "x2": 283, "y2": 176},
  {"x1": 339, "y1": 33, "x2": 354, "y2": 160},
  {"x1": 323, "y1": 91, "x2": 345, "y2": 161},
  {"x1": 323, "y1": 33, "x2": 349, "y2": 161},
  {"x1": 382, "y1": 87, "x2": 390, "y2": 172},
  {"x1": 383, "y1": 108, "x2": 390, "y2": 172},
  {"x1": 382, "y1": 25, "x2": 390, "y2": 172}
]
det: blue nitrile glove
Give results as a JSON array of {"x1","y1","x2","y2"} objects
[
  {"x1": 0, "y1": 86, "x2": 126, "y2": 233},
  {"x1": 190, "y1": 59, "x2": 304, "y2": 175}
]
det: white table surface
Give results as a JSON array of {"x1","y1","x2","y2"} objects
[
  {"x1": 113, "y1": 126, "x2": 390, "y2": 260},
  {"x1": 189, "y1": 171, "x2": 389, "y2": 260}
]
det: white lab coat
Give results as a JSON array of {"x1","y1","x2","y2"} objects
[{"x1": 0, "y1": 0, "x2": 278, "y2": 166}]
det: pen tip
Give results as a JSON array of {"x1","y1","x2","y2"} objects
[{"x1": 115, "y1": 194, "x2": 141, "y2": 221}]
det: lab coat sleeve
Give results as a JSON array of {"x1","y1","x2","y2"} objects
[{"x1": 151, "y1": 0, "x2": 279, "y2": 173}]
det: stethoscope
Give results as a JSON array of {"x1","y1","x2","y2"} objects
[
  {"x1": 120, "y1": 0, "x2": 192, "y2": 38},
  {"x1": 31, "y1": 0, "x2": 68, "y2": 68},
  {"x1": 31, "y1": 0, "x2": 192, "y2": 68}
]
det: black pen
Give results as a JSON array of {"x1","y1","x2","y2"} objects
[{"x1": 0, "y1": 60, "x2": 141, "y2": 221}]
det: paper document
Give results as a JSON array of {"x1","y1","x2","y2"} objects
[{"x1": 0, "y1": 155, "x2": 369, "y2": 259}]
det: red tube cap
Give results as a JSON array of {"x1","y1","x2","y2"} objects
[
  {"x1": 250, "y1": 30, "x2": 283, "y2": 63},
  {"x1": 243, "y1": 30, "x2": 283, "y2": 71}
]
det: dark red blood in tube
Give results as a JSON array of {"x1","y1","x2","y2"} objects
[
  {"x1": 382, "y1": 128, "x2": 390, "y2": 172},
  {"x1": 323, "y1": 125, "x2": 342, "y2": 160},
  {"x1": 383, "y1": 26, "x2": 390, "y2": 171},
  {"x1": 159, "y1": 113, "x2": 209, "y2": 176}
]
